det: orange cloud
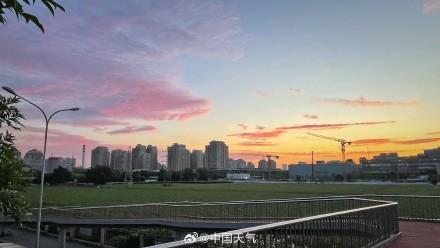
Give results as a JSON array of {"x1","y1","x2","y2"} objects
[
  {"x1": 427, "y1": 131, "x2": 440, "y2": 135},
  {"x1": 316, "y1": 97, "x2": 418, "y2": 107},
  {"x1": 276, "y1": 121, "x2": 395, "y2": 131},
  {"x1": 353, "y1": 137, "x2": 440, "y2": 145},
  {"x1": 229, "y1": 121, "x2": 395, "y2": 140},
  {"x1": 237, "y1": 141, "x2": 276, "y2": 147},
  {"x1": 304, "y1": 114, "x2": 319, "y2": 119},
  {"x1": 229, "y1": 129, "x2": 286, "y2": 140},
  {"x1": 393, "y1": 138, "x2": 440, "y2": 145}
]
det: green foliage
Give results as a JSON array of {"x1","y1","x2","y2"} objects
[
  {"x1": 0, "y1": 93, "x2": 30, "y2": 223},
  {"x1": 158, "y1": 169, "x2": 167, "y2": 181},
  {"x1": 196, "y1": 168, "x2": 208, "y2": 181},
  {"x1": 46, "y1": 167, "x2": 73, "y2": 185},
  {"x1": 182, "y1": 168, "x2": 194, "y2": 181},
  {"x1": 0, "y1": 0, "x2": 64, "y2": 32},
  {"x1": 85, "y1": 166, "x2": 112, "y2": 185}
]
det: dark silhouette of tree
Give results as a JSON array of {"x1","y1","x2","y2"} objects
[
  {"x1": 171, "y1": 171, "x2": 181, "y2": 181},
  {"x1": 196, "y1": 168, "x2": 208, "y2": 181},
  {"x1": 0, "y1": 0, "x2": 64, "y2": 32},
  {"x1": 85, "y1": 166, "x2": 112, "y2": 185},
  {"x1": 158, "y1": 169, "x2": 167, "y2": 182},
  {"x1": 182, "y1": 168, "x2": 194, "y2": 181},
  {"x1": 46, "y1": 167, "x2": 73, "y2": 185},
  {"x1": 0, "y1": 94, "x2": 30, "y2": 223}
]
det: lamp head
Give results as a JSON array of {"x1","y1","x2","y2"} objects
[
  {"x1": 2, "y1": 86, "x2": 17, "y2": 95},
  {"x1": 69, "y1": 107, "x2": 80, "y2": 111}
]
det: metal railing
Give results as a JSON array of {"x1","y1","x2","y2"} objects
[
  {"x1": 359, "y1": 194, "x2": 440, "y2": 222},
  {"x1": 38, "y1": 197, "x2": 383, "y2": 224},
  {"x1": 150, "y1": 201, "x2": 399, "y2": 248}
]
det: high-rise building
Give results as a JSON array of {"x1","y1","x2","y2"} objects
[
  {"x1": 23, "y1": 149, "x2": 44, "y2": 171},
  {"x1": 46, "y1": 157, "x2": 75, "y2": 173},
  {"x1": 91, "y1": 146, "x2": 110, "y2": 167},
  {"x1": 269, "y1": 159, "x2": 276, "y2": 170},
  {"x1": 191, "y1": 150, "x2": 204, "y2": 169},
  {"x1": 132, "y1": 144, "x2": 148, "y2": 170},
  {"x1": 167, "y1": 143, "x2": 190, "y2": 171},
  {"x1": 110, "y1": 149, "x2": 130, "y2": 171},
  {"x1": 228, "y1": 159, "x2": 247, "y2": 169},
  {"x1": 146, "y1": 145, "x2": 158, "y2": 170},
  {"x1": 205, "y1": 140, "x2": 228, "y2": 170},
  {"x1": 258, "y1": 159, "x2": 267, "y2": 170},
  {"x1": 247, "y1": 162, "x2": 256, "y2": 170}
]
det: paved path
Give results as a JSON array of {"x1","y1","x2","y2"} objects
[
  {"x1": 389, "y1": 221, "x2": 440, "y2": 248},
  {"x1": 0, "y1": 228, "x2": 90, "y2": 248}
]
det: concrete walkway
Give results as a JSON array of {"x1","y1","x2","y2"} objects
[
  {"x1": 389, "y1": 221, "x2": 440, "y2": 248},
  {"x1": 0, "y1": 228, "x2": 90, "y2": 248}
]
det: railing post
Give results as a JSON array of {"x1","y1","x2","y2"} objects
[
  {"x1": 100, "y1": 228, "x2": 106, "y2": 247},
  {"x1": 58, "y1": 226, "x2": 66, "y2": 248}
]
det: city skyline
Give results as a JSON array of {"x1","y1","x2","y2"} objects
[{"x1": 1, "y1": 0, "x2": 440, "y2": 165}]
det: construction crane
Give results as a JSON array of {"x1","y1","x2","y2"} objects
[
  {"x1": 264, "y1": 154, "x2": 279, "y2": 181},
  {"x1": 307, "y1": 133, "x2": 352, "y2": 162}
]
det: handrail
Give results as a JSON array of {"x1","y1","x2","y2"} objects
[{"x1": 149, "y1": 201, "x2": 398, "y2": 248}]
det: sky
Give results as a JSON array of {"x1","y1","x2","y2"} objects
[{"x1": 1, "y1": 0, "x2": 440, "y2": 166}]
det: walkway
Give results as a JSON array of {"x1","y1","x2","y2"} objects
[
  {"x1": 389, "y1": 221, "x2": 440, "y2": 248},
  {"x1": 0, "y1": 228, "x2": 90, "y2": 248}
]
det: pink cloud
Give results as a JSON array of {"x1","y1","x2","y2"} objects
[
  {"x1": 304, "y1": 114, "x2": 319, "y2": 119},
  {"x1": 98, "y1": 79, "x2": 211, "y2": 121},
  {"x1": 0, "y1": 0, "x2": 241, "y2": 127},
  {"x1": 316, "y1": 97, "x2": 419, "y2": 107},
  {"x1": 57, "y1": 118, "x2": 129, "y2": 128},
  {"x1": 423, "y1": 0, "x2": 440, "y2": 13},
  {"x1": 107, "y1": 125, "x2": 156, "y2": 135}
]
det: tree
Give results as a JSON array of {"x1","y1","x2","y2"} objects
[
  {"x1": 171, "y1": 171, "x2": 181, "y2": 181},
  {"x1": 85, "y1": 166, "x2": 112, "y2": 185},
  {"x1": 182, "y1": 168, "x2": 194, "y2": 181},
  {"x1": 0, "y1": 0, "x2": 65, "y2": 32},
  {"x1": 196, "y1": 168, "x2": 208, "y2": 181},
  {"x1": 0, "y1": 94, "x2": 30, "y2": 223},
  {"x1": 46, "y1": 167, "x2": 73, "y2": 185},
  {"x1": 158, "y1": 169, "x2": 167, "y2": 182}
]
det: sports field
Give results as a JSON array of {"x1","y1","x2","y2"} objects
[{"x1": 23, "y1": 182, "x2": 440, "y2": 207}]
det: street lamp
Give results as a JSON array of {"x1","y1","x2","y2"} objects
[{"x1": 2, "y1": 86, "x2": 79, "y2": 248}]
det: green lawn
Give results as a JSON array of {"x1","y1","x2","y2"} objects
[{"x1": 23, "y1": 182, "x2": 440, "y2": 207}]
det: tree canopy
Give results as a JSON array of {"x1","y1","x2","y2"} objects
[
  {"x1": 0, "y1": 94, "x2": 30, "y2": 223},
  {"x1": 0, "y1": 0, "x2": 64, "y2": 32}
]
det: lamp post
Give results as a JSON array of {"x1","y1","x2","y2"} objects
[{"x1": 2, "y1": 86, "x2": 79, "y2": 248}]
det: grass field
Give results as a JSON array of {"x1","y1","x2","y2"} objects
[{"x1": 23, "y1": 182, "x2": 440, "y2": 207}]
